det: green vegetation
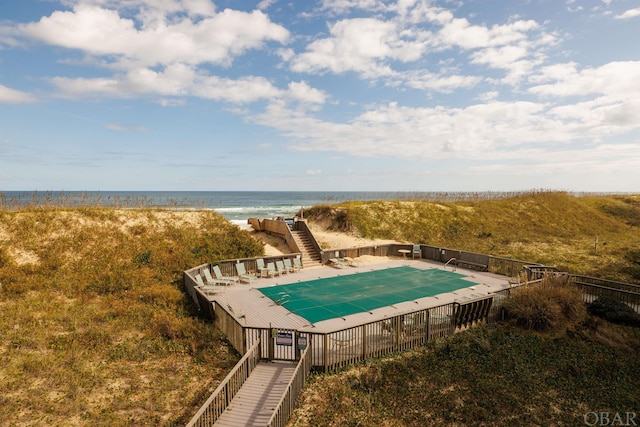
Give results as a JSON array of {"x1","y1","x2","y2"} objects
[
  {"x1": 504, "y1": 275, "x2": 586, "y2": 331},
  {"x1": 588, "y1": 296, "x2": 640, "y2": 327},
  {"x1": 292, "y1": 191, "x2": 640, "y2": 426},
  {"x1": 0, "y1": 207, "x2": 263, "y2": 425},
  {"x1": 2, "y1": 191, "x2": 639, "y2": 425},
  {"x1": 290, "y1": 322, "x2": 640, "y2": 426},
  {"x1": 304, "y1": 191, "x2": 640, "y2": 283}
]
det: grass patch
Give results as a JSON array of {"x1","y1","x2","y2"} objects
[
  {"x1": 304, "y1": 192, "x2": 640, "y2": 283},
  {"x1": 503, "y1": 275, "x2": 586, "y2": 331},
  {"x1": 291, "y1": 322, "x2": 640, "y2": 427},
  {"x1": 0, "y1": 207, "x2": 263, "y2": 425}
]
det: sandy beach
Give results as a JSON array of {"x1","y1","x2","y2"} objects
[{"x1": 244, "y1": 221, "x2": 399, "y2": 257}]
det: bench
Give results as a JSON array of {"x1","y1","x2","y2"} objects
[{"x1": 455, "y1": 259, "x2": 488, "y2": 271}]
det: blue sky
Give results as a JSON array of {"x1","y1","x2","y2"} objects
[{"x1": 1, "y1": 0, "x2": 639, "y2": 191}]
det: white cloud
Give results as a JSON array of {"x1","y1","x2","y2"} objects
[
  {"x1": 306, "y1": 169, "x2": 322, "y2": 175},
  {"x1": 615, "y1": 8, "x2": 640, "y2": 19},
  {"x1": 0, "y1": 84, "x2": 37, "y2": 103},
  {"x1": 287, "y1": 81, "x2": 327, "y2": 104},
  {"x1": 18, "y1": 4, "x2": 289, "y2": 69},
  {"x1": 290, "y1": 18, "x2": 425, "y2": 77},
  {"x1": 529, "y1": 61, "x2": 640, "y2": 98},
  {"x1": 402, "y1": 71, "x2": 481, "y2": 92}
]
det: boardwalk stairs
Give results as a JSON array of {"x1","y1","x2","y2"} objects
[
  {"x1": 213, "y1": 361, "x2": 297, "y2": 427},
  {"x1": 187, "y1": 338, "x2": 312, "y2": 427},
  {"x1": 290, "y1": 230, "x2": 322, "y2": 266}
]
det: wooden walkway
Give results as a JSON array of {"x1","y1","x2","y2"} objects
[{"x1": 214, "y1": 361, "x2": 297, "y2": 427}]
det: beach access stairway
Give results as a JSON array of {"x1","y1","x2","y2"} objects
[
  {"x1": 213, "y1": 361, "x2": 297, "y2": 427},
  {"x1": 290, "y1": 230, "x2": 321, "y2": 266}
]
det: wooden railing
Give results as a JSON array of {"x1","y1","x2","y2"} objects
[
  {"x1": 267, "y1": 336, "x2": 313, "y2": 427},
  {"x1": 186, "y1": 339, "x2": 262, "y2": 427}
]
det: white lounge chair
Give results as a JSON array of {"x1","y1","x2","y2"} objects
[
  {"x1": 203, "y1": 267, "x2": 233, "y2": 286},
  {"x1": 226, "y1": 303, "x2": 246, "y2": 323},
  {"x1": 283, "y1": 258, "x2": 296, "y2": 273},
  {"x1": 235, "y1": 262, "x2": 257, "y2": 284},
  {"x1": 213, "y1": 265, "x2": 239, "y2": 283},
  {"x1": 256, "y1": 258, "x2": 269, "y2": 278},
  {"x1": 275, "y1": 260, "x2": 288, "y2": 275},
  {"x1": 329, "y1": 258, "x2": 348, "y2": 269},
  {"x1": 292, "y1": 257, "x2": 303, "y2": 272},
  {"x1": 194, "y1": 273, "x2": 225, "y2": 294},
  {"x1": 266, "y1": 262, "x2": 279, "y2": 277}
]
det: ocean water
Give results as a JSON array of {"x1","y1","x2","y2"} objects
[
  {"x1": 1, "y1": 190, "x2": 553, "y2": 225},
  {"x1": 0, "y1": 190, "x2": 425, "y2": 225}
]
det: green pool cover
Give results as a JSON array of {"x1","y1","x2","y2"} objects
[{"x1": 258, "y1": 266, "x2": 475, "y2": 324}]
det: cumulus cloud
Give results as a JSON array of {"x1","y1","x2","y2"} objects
[
  {"x1": 290, "y1": 18, "x2": 423, "y2": 77},
  {"x1": 614, "y1": 8, "x2": 640, "y2": 19},
  {"x1": 0, "y1": 84, "x2": 37, "y2": 103},
  {"x1": 18, "y1": 5, "x2": 289, "y2": 69}
]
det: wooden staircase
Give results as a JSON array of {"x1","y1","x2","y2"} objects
[{"x1": 290, "y1": 230, "x2": 322, "y2": 266}]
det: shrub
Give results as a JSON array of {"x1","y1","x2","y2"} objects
[
  {"x1": 504, "y1": 275, "x2": 585, "y2": 331},
  {"x1": 588, "y1": 296, "x2": 640, "y2": 327}
]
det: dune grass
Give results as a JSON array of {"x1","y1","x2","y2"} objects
[
  {"x1": 2, "y1": 191, "x2": 639, "y2": 425},
  {"x1": 289, "y1": 321, "x2": 640, "y2": 427},
  {"x1": 304, "y1": 191, "x2": 640, "y2": 283},
  {"x1": 0, "y1": 207, "x2": 264, "y2": 425},
  {"x1": 292, "y1": 191, "x2": 640, "y2": 426}
]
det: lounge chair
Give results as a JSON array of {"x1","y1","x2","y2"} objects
[
  {"x1": 343, "y1": 256, "x2": 361, "y2": 267},
  {"x1": 275, "y1": 260, "x2": 288, "y2": 275},
  {"x1": 194, "y1": 273, "x2": 225, "y2": 295},
  {"x1": 266, "y1": 262, "x2": 279, "y2": 277},
  {"x1": 256, "y1": 258, "x2": 269, "y2": 278},
  {"x1": 412, "y1": 244, "x2": 422, "y2": 259},
  {"x1": 283, "y1": 258, "x2": 296, "y2": 273},
  {"x1": 292, "y1": 257, "x2": 303, "y2": 272},
  {"x1": 226, "y1": 303, "x2": 246, "y2": 323},
  {"x1": 213, "y1": 265, "x2": 239, "y2": 283},
  {"x1": 329, "y1": 258, "x2": 348, "y2": 269},
  {"x1": 203, "y1": 267, "x2": 234, "y2": 286},
  {"x1": 235, "y1": 262, "x2": 257, "y2": 284}
]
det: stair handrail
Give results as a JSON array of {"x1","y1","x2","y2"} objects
[
  {"x1": 186, "y1": 339, "x2": 262, "y2": 427},
  {"x1": 295, "y1": 220, "x2": 323, "y2": 260}
]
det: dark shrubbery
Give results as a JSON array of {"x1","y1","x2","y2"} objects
[
  {"x1": 504, "y1": 275, "x2": 586, "y2": 331},
  {"x1": 588, "y1": 296, "x2": 640, "y2": 327}
]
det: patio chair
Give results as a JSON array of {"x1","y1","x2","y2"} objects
[
  {"x1": 203, "y1": 267, "x2": 234, "y2": 286},
  {"x1": 292, "y1": 257, "x2": 303, "y2": 272},
  {"x1": 194, "y1": 273, "x2": 225, "y2": 295},
  {"x1": 226, "y1": 303, "x2": 246, "y2": 323},
  {"x1": 283, "y1": 258, "x2": 296, "y2": 273},
  {"x1": 235, "y1": 262, "x2": 257, "y2": 284},
  {"x1": 329, "y1": 258, "x2": 348, "y2": 269},
  {"x1": 256, "y1": 258, "x2": 269, "y2": 278},
  {"x1": 213, "y1": 265, "x2": 239, "y2": 283},
  {"x1": 266, "y1": 262, "x2": 280, "y2": 277},
  {"x1": 343, "y1": 256, "x2": 361, "y2": 267},
  {"x1": 275, "y1": 260, "x2": 288, "y2": 275},
  {"x1": 412, "y1": 244, "x2": 422, "y2": 259}
]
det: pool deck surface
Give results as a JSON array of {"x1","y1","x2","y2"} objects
[{"x1": 204, "y1": 257, "x2": 514, "y2": 334}]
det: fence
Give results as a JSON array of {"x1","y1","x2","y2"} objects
[
  {"x1": 267, "y1": 339, "x2": 313, "y2": 427},
  {"x1": 186, "y1": 339, "x2": 262, "y2": 427}
]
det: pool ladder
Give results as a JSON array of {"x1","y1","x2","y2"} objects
[{"x1": 444, "y1": 257, "x2": 457, "y2": 271}]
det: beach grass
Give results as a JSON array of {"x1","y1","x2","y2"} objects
[
  {"x1": 0, "y1": 207, "x2": 263, "y2": 425},
  {"x1": 2, "y1": 191, "x2": 640, "y2": 425},
  {"x1": 304, "y1": 191, "x2": 640, "y2": 283}
]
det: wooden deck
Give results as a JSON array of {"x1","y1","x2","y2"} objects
[{"x1": 214, "y1": 361, "x2": 297, "y2": 427}]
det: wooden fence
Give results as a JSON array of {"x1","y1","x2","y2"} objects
[
  {"x1": 267, "y1": 339, "x2": 313, "y2": 427},
  {"x1": 186, "y1": 339, "x2": 262, "y2": 427}
]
